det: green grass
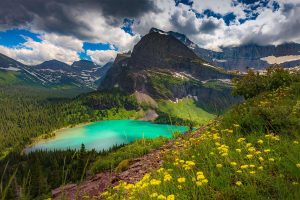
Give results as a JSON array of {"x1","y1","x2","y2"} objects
[
  {"x1": 158, "y1": 98, "x2": 215, "y2": 126},
  {"x1": 0, "y1": 70, "x2": 19, "y2": 84},
  {"x1": 203, "y1": 80, "x2": 231, "y2": 90},
  {"x1": 90, "y1": 137, "x2": 169, "y2": 174},
  {"x1": 101, "y1": 125, "x2": 300, "y2": 200}
]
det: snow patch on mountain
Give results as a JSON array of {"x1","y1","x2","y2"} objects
[{"x1": 260, "y1": 55, "x2": 300, "y2": 64}]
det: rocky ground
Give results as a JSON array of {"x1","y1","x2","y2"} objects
[{"x1": 52, "y1": 126, "x2": 208, "y2": 200}]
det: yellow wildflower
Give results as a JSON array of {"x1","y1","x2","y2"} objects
[
  {"x1": 241, "y1": 165, "x2": 249, "y2": 169},
  {"x1": 177, "y1": 177, "x2": 186, "y2": 183},
  {"x1": 196, "y1": 181, "x2": 203, "y2": 186},
  {"x1": 236, "y1": 149, "x2": 242, "y2": 153},
  {"x1": 157, "y1": 194, "x2": 167, "y2": 200},
  {"x1": 255, "y1": 151, "x2": 262, "y2": 155},
  {"x1": 246, "y1": 154, "x2": 253, "y2": 159},
  {"x1": 101, "y1": 191, "x2": 109, "y2": 196},
  {"x1": 230, "y1": 162, "x2": 237, "y2": 166},
  {"x1": 269, "y1": 158, "x2": 275, "y2": 162},
  {"x1": 248, "y1": 147, "x2": 256, "y2": 152},
  {"x1": 197, "y1": 174, "x2": 205, "y2": 180},
  {"x1": 216, "y1": 164, "x2": 223, "y2": 168},
  {"x1": 124, "y1": 183, "x2": 134, "y2": 190},
  {"x1": 167, "y1": 194, "x2": 175, "y2": 200},
  {"x1": 246, "y1": 143, "x2": 252, "y2": 147},
  {"x1": 197, "y1": 171, "x2": 204, "y2": 175},
  {"x1": 150, "y1": 179, "x2": 161, "y2": 186},
  {"x1": 237, "y1": 138, "x2": 246, "y2": 143},
  {"x1": 233, "y1": 124, "x2": 240, "y2": 128},
  {"x1": 150, "y1": 193, "x2": 158, "y2": 198},
  {"x1": 257, "y1": 139, "x2": 264, "y2": 144},
  {"x1": 296, "y1": 163, "x2": 300, "y2": 168},
  {"x1": 227, "y1": 129, "x2": 233, "y2": 134},
  {"x1": 258, "y1": 166, "x2": 263, "y2": 170},
  {"x1": 164, "y1": 174, "x2": 172, "y2": 182},
  {"x1": 249, "y1": 164, "x2": 256, "y2": 168},
  {"x1": 221, "y1": 153, "x2": 228, "y2": 157},
  {"x1": 264, "y1": 149, "x2": 271, "y2": 153},
  {"x1": 157, "y1": 168, "x2": 165, "y2": 173},
  {"x1": 186, "y1": 161, "x2": 196, "y2": 167},
  {"x1": 202, "y1": 179, "x2": 208, "y2": 184},
  {"x1": 236, "y1": 181, "x2": 242, "y2": 186},
  {"x1": 265, "y1": 134, "x2": 272, "y2": 138},
  {"x1": 236, "y1": 170, "x2": 242, "y2": 173},
  {"x1": 259, "y1": 157, "x2": 264, "y2": 161},
  {"x1": 249, "y1": 171, "x2": 256, "y2": 174}
]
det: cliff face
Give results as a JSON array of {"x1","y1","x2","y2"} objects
[
  {"x1": 99, "y1": 30, "x2": 240, "y2": 112},
  {"x1": 151, "y1": 28, "x2": 300, "y2": 71}
]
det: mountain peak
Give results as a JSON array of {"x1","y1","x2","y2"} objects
[
  {"x1": 130, "y1": 28, "x2": 198, "y2": 69},
  {"x1": 149, "y1": 27, "x2": 168, "y2": 35}
]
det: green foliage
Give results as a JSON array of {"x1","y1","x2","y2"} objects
[
  {"x1": 233, "y1": 66, "x2": 295, "y2": 99},
  {"x1": 115, "y1": 159, "x2": 131, "y2": 173},
  {"x1": 223, "y1": 67, "x2": 300, "y2": 135},
  {"x1": 157, "y1": 98, "x2": 215, "y2": 126},
  {"x1": 0, "y1": 87, "x2": 140, "y2": 156},
  {"x1": 148, "y1": 70, "x2": 199, "y2": 98},
  {"x1": 81, "y1": 89, "x2": 138, "y2": 110},
  {"x1": 0, "y1": 144, "x2": 126, "y2": 199},
  {"x1": 91, "y1": 137, "x2": 168, "y2": 174}
]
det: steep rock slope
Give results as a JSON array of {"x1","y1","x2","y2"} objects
[
  {"x1": 151, "y1": 28, "x2": 300, "y2": 71},
  {"x1": 0, "y1": 53, "x2": 112, "y2": 89},
  {"x1": 99, "y1": 30, "x2": 239, "y2": 113}
]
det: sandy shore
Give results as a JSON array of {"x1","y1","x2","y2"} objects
[{"x1": 22, "y1": 121, "x2": 93, "y2": 154}]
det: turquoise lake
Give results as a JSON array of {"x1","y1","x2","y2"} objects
[{"x1": 26, "y1": 120, "x2": 188, "y2": 153}]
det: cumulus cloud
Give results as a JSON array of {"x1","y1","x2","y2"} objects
[
  {"x1": 0, "y1": 0, "x2": 299, "y2": 64},
  {"x1": 87, "y1": 50, "x2": 118, "y2": 65},
  {"x1": 0, "y1": 0, "x2": 157, "y2": 38},
  {"x1": 0, "y1": 36, "x2": 81, "y2": 65}
]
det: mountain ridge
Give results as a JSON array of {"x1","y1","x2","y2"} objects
[
  {"x1": 149, "y1": 28, "x2": 300, "y2": 71},
  {"x1": 99, "y1": 29, "x2": 240, "y2": 113},
  {"x1": 0, "y1": 53, "x2": 112, "y2": 89}
]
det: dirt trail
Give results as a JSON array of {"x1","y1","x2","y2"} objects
[{"x1": 52, "y1": 126, "x2": 207, "y2": 200}]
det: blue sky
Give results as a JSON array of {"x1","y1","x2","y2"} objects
[{"x1": 0, "y1": 0, "x2": 298, "y2": 65}]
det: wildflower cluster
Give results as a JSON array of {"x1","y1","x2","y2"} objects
[{"x1": 100, "y1": 123, "x2": 300, "y2": 199}]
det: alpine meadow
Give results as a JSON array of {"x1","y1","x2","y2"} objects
[{"x1": 0, "y1": 0, "x2": 300, "y2": 200}]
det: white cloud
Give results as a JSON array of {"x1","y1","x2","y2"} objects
[
  {"x1": 68, "y1": 11, "x2": 141, "y2": 51},
  {"x1": 86, "y1": 49, "x2": 118, "y2": 65},
  {"x1": 1, "y1": 0, "x2": 300, "y2": 65},
  {"x1": 0, "y1": 36, "x2": 80, "y2": 65}
]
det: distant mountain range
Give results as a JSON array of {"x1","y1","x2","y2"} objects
[
  {"x1": 0, "y1": 53, "x2": 112, "y2": 89},
  {"x1": 1, "y1": 27, "x2": 299, "y2": 91},
  {"x1": 150, "y1": 28, "x2": 300, "y2": 71}
]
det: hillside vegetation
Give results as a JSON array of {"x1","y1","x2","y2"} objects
[
  {"x1": 158, "y1": 98, "x2": 215, "y2": 125},
  {"x1": 101, "y1": 66, "x2": 300, "y2": 199},
  {"x1": 0, "y1": 87, "x2": 140, "y2": 157}
]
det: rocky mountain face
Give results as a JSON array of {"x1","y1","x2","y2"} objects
[
  {"x1": 99, "y1": 29, "x2": 239, "y2": 113},
  {"x1": 0, "y1": 53, "x2": 112, "y2": 89},
  {"x1": 34, "y1": 59, "x2": 112, "y2": 89},
  {"x1": 204, "y1": 43, "x2": 300, "y2": 70},
  {"x1": 153, "y1": 28, "x2": 300, "y2": 71}
]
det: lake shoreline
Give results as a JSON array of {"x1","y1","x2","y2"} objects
[
  {"x1": 22, "y1": 121, "x2": 93, "y2": 154},
  {"x1": 24, "y1": 120, "x2": 189, "y2": 153}
]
